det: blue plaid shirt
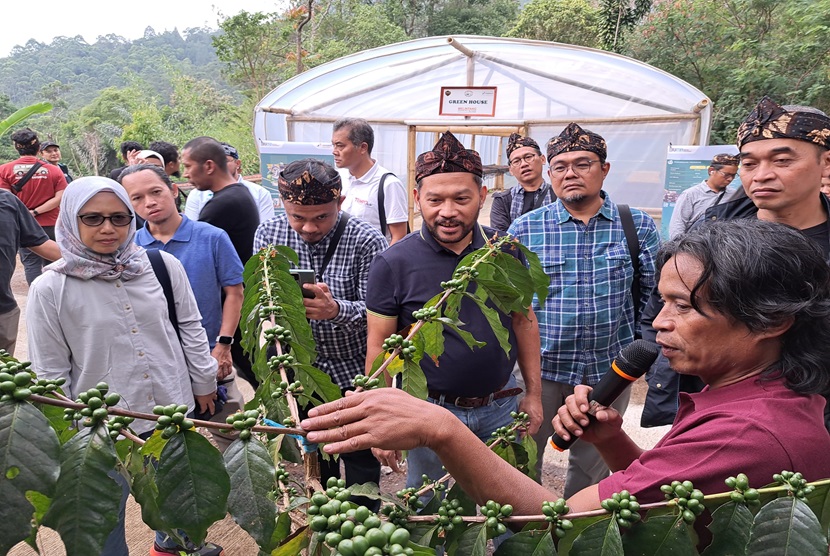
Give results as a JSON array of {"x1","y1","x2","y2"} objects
[{"x1": 508, "y1": 192, "x2": 659, "y2": 386}]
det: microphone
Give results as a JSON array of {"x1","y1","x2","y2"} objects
[{"x1": 549, "y1": 339, "x2": 659, "y2": 451}]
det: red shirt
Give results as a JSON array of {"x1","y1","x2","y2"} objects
[
  {"x1": 0, "y1": 155, "x2": 68, "y2": 226},
  {"x1": 599, "y1": 377, "x2": 830, "y2": 502}
]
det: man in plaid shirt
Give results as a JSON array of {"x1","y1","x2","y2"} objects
[
  {"x1": 254, "y1": 158, "x2": 387, "y2": 508},
  {"x1": 508, "y1": 123, "x2": 660, "y2": 497}
]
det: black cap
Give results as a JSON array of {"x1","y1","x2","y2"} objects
[{"x1": 40, "y1": 141, "x2": 59, "y2": 151}]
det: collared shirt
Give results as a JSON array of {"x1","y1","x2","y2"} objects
[
  {"x1": 254, "y1": 212, "x2": 387, "y2": 389},
  {"x1": 135, "y1": 215, "x2": 243, "y2": 348},
  {"x1": 508, "y1": 192, "x2": 659, "y2": 386},
  {"x1": 0, "y1": 155, "x2": 68, "y2": 226},
  {"x1": 489, "y1": 182, "x2": 554, "y2": 233},
  {"x1": 341, "y1": 161, "x2": 408, "y2": 240},
  {"x1": 668, "y1": 180, "x2": 721, "y2": 238},
  {"x1": 366, "y1": 223, "x2": 521, "y2": 397},
  {"x1": 26, "y1": 251, "x2": 217, "y2": 435}
]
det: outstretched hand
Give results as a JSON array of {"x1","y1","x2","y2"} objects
[{"x1": 301, "y1": 388, "x2": 452, "y2": 455}]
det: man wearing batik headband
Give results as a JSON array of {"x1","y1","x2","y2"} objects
[
  {"x1": 254, "y1": 158, "x2": 388, "y2": 509},
  {"x1": 490, "y1": 132, "x2": 555, "y2": 232},
  {"x1": 668, "y1": 153, "x2": 739, "y2": 238},
  {"x1": 640, "y1": 96, "x2": 830, "y2": 431},
  {"x1": 365, "y1": 131, "x2": 543, "y2": 501},
  {"x1": 508, "y1": 122, "x2": 660, "y2": 496}
]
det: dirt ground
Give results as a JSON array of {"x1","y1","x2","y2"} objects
[{"x1": 6, "y1": 199, "x2": 670, "y2": 554}]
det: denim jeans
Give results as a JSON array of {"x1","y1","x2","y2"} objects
[
  {"x1": 19, "y1": 225, "x2": 54, "y2": 285},
  {"x1": 406, "y1": 374, "x2": 519, "y2": 497}
]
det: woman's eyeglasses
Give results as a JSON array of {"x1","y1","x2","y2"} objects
[{"x1": 78, "y1": 213, "x2": 134, "y2": 227}]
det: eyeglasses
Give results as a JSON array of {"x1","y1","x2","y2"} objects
[
  {"x1": 550, "y1": 159, "x2": 599, "y2": 176},
  {"x1": 78, "y1": 213, "x2": 134, "y2": 227},
  {"x1": 508, "y1": 153, "x2": 540, "y2": 167},
  {"x1": 716, "y1": 170, "x2": 737, "y2": 180}
]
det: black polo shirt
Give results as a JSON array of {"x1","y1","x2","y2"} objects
[{"x1": 366, "y1": 222, "x2": 520, "y2": 397}]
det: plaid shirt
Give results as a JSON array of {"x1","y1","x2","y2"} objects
[
  {"x1": 254, "y1": 213, "x2": 388, "y2": 389},
  {"x1": 508, "y1": 192, "x2": 659, "y2": 386}
]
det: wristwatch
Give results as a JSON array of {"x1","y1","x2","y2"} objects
[
  {"x1": 31, "y1": 209, "x2": 39, "y2": 216},
  {"x1": 216, "y1": 335, "x2": 234, "y2": 345}
]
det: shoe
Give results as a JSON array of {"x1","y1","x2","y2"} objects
[{"x1": 150, "y1": 541, "x2": 225, "y2": 556}]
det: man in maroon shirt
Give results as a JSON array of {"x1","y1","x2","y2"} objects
[
  {"x1": 0, "y1": 128, "x2": 68, "y2": 284},
  {"x1": 301, "y1": 219, "x2": 830, "y2": 514}
]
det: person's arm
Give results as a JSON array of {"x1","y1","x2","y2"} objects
[
  {"x1": 489, "y1": 193, "x2": 511, "y2": 233},
  {"x1": 302, "y1": 388, "x2": 604, "y2": 514},
  {"x1": 212, "y1": 283, "x2": 243, "y2": 379},
  {"x1": 31, "y1": 189, "x2": 64, "y2": 215},
  {"x1": 387, "y1": 222, "x2": 407, "y2": 244},
  {"x1": 668, "y1": 191, "x2": 693, "y2": 239},
  {"x1": 256, "y1": 188, "x2": 276, "y2": 223},
  {"x1": 29, "y1": 239, "x2": 61, "y2": 261},
  {"x1": 183, "y1": 189, "x2": 204, "y2": 221},
  {"x1": 512, "y1": 307, "x2": 543, "y2": 435}
]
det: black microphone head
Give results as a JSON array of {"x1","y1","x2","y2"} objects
[{"x1": 615, "y1": 339, "x2": 659, "y2": 379}]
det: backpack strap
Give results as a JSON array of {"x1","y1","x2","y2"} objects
[
  {"x1": 319, "y1": 213, "x2": 351, "y2": 280},
  {"x1": 147, "y1": 249, "x2": 182, "y2": 343},
  {"x1": 618, "y1": 204, "x2": 642, "y2": 331},
  {"x1": 13, "y1": 162, "x2": 43, "y2": 194}
]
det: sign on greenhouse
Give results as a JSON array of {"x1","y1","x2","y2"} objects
[{"x1": 439, "y1": 87, "x2": 497, "y2": 117}]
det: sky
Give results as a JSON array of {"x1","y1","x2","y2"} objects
[{"x1": 0, "y1": 0, "x2": 284, "y2": 57}]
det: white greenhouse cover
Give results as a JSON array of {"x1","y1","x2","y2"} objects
[{"x1": 254, "y1": 35, "x2": 712, "y2": 208}]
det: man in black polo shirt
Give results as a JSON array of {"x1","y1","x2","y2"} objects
[
  {"x1": 181, "y1": 136, "x2": 260, "y2": 386},
  {"x1": 365, "y1": 131, "x2": 542, "y2": 494}
]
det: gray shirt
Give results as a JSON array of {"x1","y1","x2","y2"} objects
[
  {"x1": 27, "y1": 251, "x2": 217, "y2": 434},
  {"x1": 668, "y1": 180, "x2": 722, "y2": 238}
]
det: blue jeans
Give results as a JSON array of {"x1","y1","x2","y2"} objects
[{"x1": 406, "y1": 374, "x2": 519, "y2": 496}]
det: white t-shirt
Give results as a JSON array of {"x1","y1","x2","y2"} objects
[
  {"x1": 184, "y1": 178, "x2": 276, "y2": 224},
  {"x1": 341, "y1": 161, "x2": 408, "y2": 240}
]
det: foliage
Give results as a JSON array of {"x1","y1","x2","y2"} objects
[
  {"x1": 506, "y1": 0, "x2": 602, "y2": 47},
  {"x1": 624, "y1": 0, "x2": 830, "y2": 143},
  {"x1": 597, "y1": 0, "x2": 652, "y2": 52}
]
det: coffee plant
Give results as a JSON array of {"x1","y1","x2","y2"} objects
[{"x1": 1, "y1": 235, "x2": 829, "y2": 555}]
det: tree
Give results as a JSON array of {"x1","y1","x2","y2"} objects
[
  {"x1": 212, "y1": 10, "x2": 294, "y2": 100},
  {"x1": 597, "y1": 0, "x2": 652, "y2": 52},
  {"x1": 507, "y1": 0, "x2": 602, "y2": 47}
]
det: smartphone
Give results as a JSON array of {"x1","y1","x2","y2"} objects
[{"x1": 290, "y1": 269, "x2": 316, "y2": 298}]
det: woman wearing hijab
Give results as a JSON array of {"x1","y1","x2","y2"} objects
[{"x1": 26, "y1": 176, "x2": 222, "y2": 556}]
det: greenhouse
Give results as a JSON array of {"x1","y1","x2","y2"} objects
[{"x1": 254, "y1": 35, "x2": 712, "y2": 214}]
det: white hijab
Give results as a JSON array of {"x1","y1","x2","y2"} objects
[{"x1": 46, "y1": 176, "x2": 149, "y2": 281}]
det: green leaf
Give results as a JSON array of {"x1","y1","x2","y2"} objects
[
  {"x1": 155, "y1": 430, "x2": 231, "y2": 546},
  {"x1": 411, "y1": 523, "x2": 441, "y2": 548},
  {"x1": 747, "y1": 496, "x2": 828, "y2": 555},
  {"x1": 444, "y1": 291, "x2": 463, "y2": 322},
  {"x1": 23, "y1": 490, "x2": 52, "y2": 551},
  {"x1": 42, "y1": 425, "x2": 121, "y2": 556},
  {"x1": 224, "y1": 436, "x2": 278, "y2": 551},
  {"x1": 271, "y1": 511, "x2": 292, "y2": 548},
  {"x1": 0, "y1": 400, "x2": 61, "y2": 554},
  {"x1": 417, "y1": 321, "x2": 445, "y2": 364},
  {"x1": 512, "y1": 242, "x2": 550, "y2": 308},
  {"x1": 804, "y1": 480, "x2": 830, "y2": 530},
  {"x1": 129, "y1": 455, "x2": 167, "y2": 533},
  {"x1": 454, "y1": 523, "x2": 488, "y2": 556},
  {"x1": 271, "y1": 525, "x2": 309, "y2": 556},
  {"x1": 294, "y1": 363, "x2": 343, "y2": 405},
  {"x1": 701, "y1": 501, "x2": 753, "y2": 556},
  {"x1": 494, "y1": 526, "x2": 556, "y2": 555},
  {"x1": 0, "y1": 102, "x2": 53, "y2": 138},
  {"x1": 521, "y1": 432, "x2": 538, "y2": 481},
  {"x1": 570, "y1": 516, "x2": 623, "y2": 556},
  {"x1": 621, "y1": 514, "x2": 696, "y2": 556},
  {"x1": 465, "y1": 291, "x2": 512, "y2": 358},
  {"x1": 402, "y1": 358, "x2": 429, "y2": 400},
  {"x1": 438, "y1": 317, "x2": 487, "y2": 351}
]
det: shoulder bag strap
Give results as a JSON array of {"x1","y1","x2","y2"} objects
[
  {"x1": 618, "y1": 204, "x2": 642, "y2": 329},
  {"x1": 147, "y1": 249, "x2": 182, "y2": 343},
  {"x1": 377, "y1": 173, "x2": 392, "y2": 237},
  {"x1": 13, "y1": 162, "x2": 43, "y2": 194},
  {"x1": 319, "y1": 213, "x2": 351, "y2": 280}
]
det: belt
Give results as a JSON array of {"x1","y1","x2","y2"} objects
[{"x1": 428, "y1": 386, "x2": 523, "y2": 408}]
